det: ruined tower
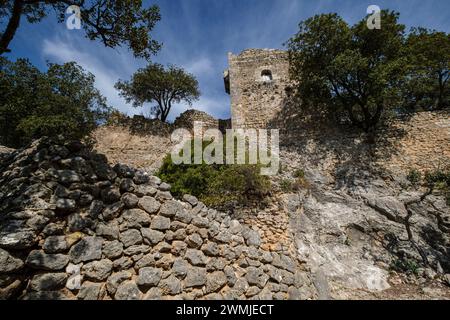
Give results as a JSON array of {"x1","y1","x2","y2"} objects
[{"x1": 224, "y1": 49, "x2": 290, "y2": 129}]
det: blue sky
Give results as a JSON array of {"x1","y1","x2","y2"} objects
[{"x1": 4, "y1": 0, "x2": 450, "y2": 121}]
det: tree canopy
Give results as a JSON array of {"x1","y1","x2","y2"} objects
[
  {"x1": 404, "y1": 28, "x2": 450, "y2": 110},
  {"x1": 0, "y1": 57, "x2": 110, "y2": 147},
  {"x1": 287, "y1": 11, "x2": 408, "y2": 132},
  {"x1": 0, "y1": 0, "x2": 161, "y2": 59},
  {"x1": 115, "y1": 63, "x2": 200, "y2": 122}
]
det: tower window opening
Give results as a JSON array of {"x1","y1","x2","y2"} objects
[{"x1": 261, "y1": 70, "x2": 273, "y2": 81}]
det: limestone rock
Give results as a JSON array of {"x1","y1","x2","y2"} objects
[
  {"x1": 26, "y1": 250, "x2": 69, "y2": 271},
  {"x1": 122, "y1": 209, "x2": 151, "y2": 228},
  {"x1": 119, "y1": 178, "x2": 135, "y2": 193},
  {"x1": 115, "y1": 281, "x2": 142, "y2": 300},
  {"x1": 96, "y1": 222, "x2": 119, "y2": 240},
  {"x1": 122, "y1": 193, "x2": 139, "y2": 209},
  {"x1": 82, "y1": 259, "x2": 113, "y2": 281},
  {"x1": 185, "y1": 249, "x2": 207, "y2": 266},
  {"x1": 184, "y1": 267, "x2": 207, "y2": 288},
  {"x1": 141, "y1": 228, "x2": 165, "y2": 245},
  {"x1": 69, "y1": 236, "x2": 103, "y2": 264},
  {"x1": 78, "y1": 282, "x2": 105, "y2": 300},
  {"x1": 0, "y1": 230, "x2": 37, "y2": 249},
  {"x1": 151, "y1": 216, "x2": 171, "y2": 231},
  {"x1": 101, "y1": 202, "x2": 123, "y2": 221},
  {"x1": 0, "y1": 248, "x2": 24, "y2": 273},
  {"x1": 43, "y1": 236, "x2": 69, "y2": 253},
  {"x1": 186, "y1": 233, "x2": 203, "y2": 248},
  {"x1": 30, "y1": 273, "x2": 67, "y2": 291},
  {"x1": 206, "y1": 271, "x2": 227, "y2": 293},
  {"x1": 133, "y1": 170, "x2": 150, "y2": 185},
  {"x1": 201, "y1": 242, "x2": 219, "y2": 256},
  {"x1": 159, "y1": 275, "x2": 181, "y2": 295},
  {"x1": 113, "y1": 256, "x2": 133, "y2": 271},
  {"x1": 137, "y1": 267, "x2": 162, "y2": 287},
  {"x1": 159, "y1": 200, "x2": 182, "y2": 218},
  {"x1": 172, "y1": 258, "x2": 189, "y2": 279},
  {"x1": 183, "y1": 194, "x2": 198, "y2": 207},
  {"x1": 106, "y1": 271, "x2": 132, "y2": 295},
  {"x1": 243, "y1": 229, "x2": 261, "y2": 247},
  {"x1": 103, "y1": 240, "x2": 123, "y2": 259},
  {"x1": 119, "y1": 229, "x2": 143, "y2": 248},
  {"x1": 66, "y1": 263, "x2": 82, "y2": 291},
  {"x1": 138, "y1": 196, "x2": 160, "y2": 214}
]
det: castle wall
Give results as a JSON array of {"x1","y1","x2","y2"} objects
[
  {"x1": 378, "y1": 111, "x2": 450, "y2": 174},
  {"x1": 227, "y1": 49, "x2": 290, "y2": 129}
]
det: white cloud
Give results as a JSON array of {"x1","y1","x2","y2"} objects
[
  {"x1": 185, "y1": 57, "x2": 214, "y2": 76},
  {"x1": 41, "y1": 35, "x2": 141, "y2": 115}
]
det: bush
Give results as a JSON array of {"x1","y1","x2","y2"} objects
[
  {"x1": 279, "y1": 175, "x2": 310, "y2": 193},
  {"x1": 157, "y1": 139, "x2": 271, "y2": 209},
  {"x1": 406, "y1": 169, "x2": 421, "y2": 186},
  {"x1": 293, "y1": 169, "x2": 305, "y2": 179},
  {"x1": 390, "y1": 258, "x2": 420, "y2": 275},
  {"x1": 425, "y1": 168, "x2": 450, "y2": 205},
  {"x1": 280, "y1": 179, "x2": 294, "y2": 193}
]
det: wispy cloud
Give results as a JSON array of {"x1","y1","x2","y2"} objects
[
  {"x1": 41, "y1": 34, "x2": 142, "y2": 115},
  {"x1": 6, "y1": 0, "x2": 448, "y2": 122}
]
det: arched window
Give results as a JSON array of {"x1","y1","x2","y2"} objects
[{"x1": 261, "y1": 70, "x2": 273, "y2": 81}]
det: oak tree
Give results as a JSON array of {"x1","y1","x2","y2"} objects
[
  {"x1": 115, "y1": 63, "x2": 200, "y2": 122},
  {"x1": 0, "y1": 0, "x2": 161, "y2": 59},
  {"x1": 287, "y1": 11, "x2": 407, "y2": 132}
]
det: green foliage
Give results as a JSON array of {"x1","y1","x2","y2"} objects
[
  {"x1": 279, "y1": 171, "x2": 309, "y2": 193},
  {"x1": 116, "y1": 63, "x2": 200, "y2": 122},
  {"x1": 280, "y1": 179, "x2": 294, "y2": 193},
  {"x1": 287, "y1": 11, "x2": 408, "y2": 132},
  {"x1": 424, "y1": 168, "x2": 450, "y2": 188},
  {"x1": 424, "y1": 168, "x2": 450, "y2": 205},
  {"x1": 0, "y1": 58, "x2": 110, "y2": 148},
  {"x1": 403, "y1": 28, "x2": 450, "y2": 111},
  {"x1": 157, "y1": 139, "x2": 271, "y2": 208},
  {"x1": 406, "y1": 169, "x2": 422, "y2": 186},
  {"x1": 106, "y1": 109, "x2": 130, "y2": 127},
  {"x1": 390, "y1": 258, "x2": 420, "y2": 275},
  {"x1": 0, "y1": 0, "x2": 161, "y2": 58},
  {"x1": 293, "y1": 169, "x2": 305, "y2": 179}
]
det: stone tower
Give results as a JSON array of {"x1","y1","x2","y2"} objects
[{"x1": 224, "y1": 49, "x2": 290, "y2": 129}]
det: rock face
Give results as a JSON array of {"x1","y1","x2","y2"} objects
[
  {"x1": 0, "y1": 137, "x2": 316, "y2": 300},
  {"x1": 279, "y1": 146, "x2": 450, "y2": 299}
]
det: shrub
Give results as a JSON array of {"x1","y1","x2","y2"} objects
[
  {"x1": 280, "y1": 179, "x2": 294, "y2": 193},
  {"x1": 279, "y1": 175, "x2": 309, "y2": 193},
  {"x1": 424, "y1": 168, "x2": 450, "y2": 205},
  {"x1": 406, "y1": 169, "x2": 421, "y2": 186},
  {"x1": 390, "y1": 258, "x2": 420, "y2": 275},
  {"x1": 106, "y1": 109, "x2": 130, "y2": 127},
  {"x1": 157, "y1": 139, "x2": 271, "y2": 209},
  {"x1": 293, "y1": 168, "x2": 305, "y2": 179}
]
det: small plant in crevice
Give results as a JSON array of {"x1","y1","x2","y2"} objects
[
  {"x1": 425, "y1": 168, "x2": 450, "y2": 204},
  {"x1": 293, "y1": 168, "x2": 305, "y2": 179},
  {"x1": 406, "y1": 169, "x2": 421, "y2": 186},
  {"x1": 280, "y1": 179, "x2": 294, "y2": 193},
  {"x1": 390, "y1": 258, "x2": 420, "y2": 275}
]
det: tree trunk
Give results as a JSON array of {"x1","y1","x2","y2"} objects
[{"x1": 0, "y1": 0, "x2": 24, "y2": 55}]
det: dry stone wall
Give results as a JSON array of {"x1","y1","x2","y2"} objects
[
  {"x1": 0, "y1": 136, "x2": 315, "y2": 300},
  {"x1": 376, "y1": 110, "x2": 450, "y2": 174}
]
